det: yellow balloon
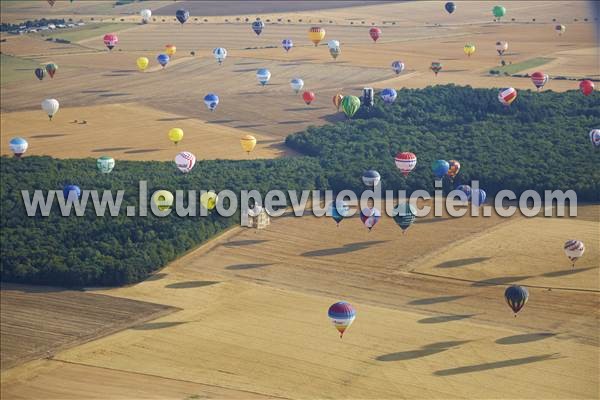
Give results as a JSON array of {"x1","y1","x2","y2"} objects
[
  {"x1": 308, "y1": 27, "x2": 326, "y2": 47},
  {"x1": 200, "y1": 191, "x2": 218, "y2": 211},
  {"x1": 165, "y1": 44, "x2": 176, "y2": 57},
  {"x1": 152, "y1": 190, "x2": 174, "y2": 211},
  {"x1": 168, "y1": 128, "x2": 183, "y2": 144},
  {"x1": 464, "y1": 43, "x2": 476, "y2": 57},
  {"x1": 136, "y1": 57, "x2": 149, "y2": 71},
  {"x1": 240, "y1": 134, "x2": 257, "y2": 154}
]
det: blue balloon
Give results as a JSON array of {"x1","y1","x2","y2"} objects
[
  {"x1": 380, "y1": 88, "x2": 397, "y2": 104},
  {"x1": 256, "y1": 68, "x2": 271, "y2": 86},
  {"x1": 282, "y1": 38, "x2": 293, "y2": 52},
  {"x1": 431, "y1": 159, "x2": 450, "y2": 179},
  {"x1": 157, "y1": 54, "x2": 170, "y2": 67},
  {"x1": 472, "y1": 188, "x2": 487, "y2": 206},
  {"x1": 456, "y1": 184, "x2": 472, "y2": 200},
  {"x1": 329, "y1": 201, "x2": 350, "y2": 226},
  {"x1": 252, "y1": 20, "x2": 264, "y2": 35},
  {"x1": 63, "y1": 184, "x2": 81, "y2": 201},
  {"x1": 204, "y1": 93, "x2": 219, "y2": 112},
  {"x1": 445, "y1": 2, "x2": 456, "y2": 14},
  {"x1": 175, "y1": 9, "x2": 189, "y2": 24}
]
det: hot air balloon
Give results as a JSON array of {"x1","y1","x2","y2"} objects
[
  {"x1": 505, "y1": 285, "x2": 528, "y2": 316},
  {"x1": 329, "y1": 47, "x2": 341, "y2": 60},
  {"x1": 48, "y1": 0, "x2": 55, "y2": 6},
  {"x1": 496, "y1": 41, "x2": 508, "y2": 56},
  {"x1": 555, "y1": 24, "x2": 566, "y2": 36},
  {"x1": 327, "y1": 40, "x2": 340, "y2": 49},
  {"x1": 97, "y1": 156, "x2": 115, "y2": 173},
  {"x1": 431, "y1": 160, "x2": 450, "y2": 180},
  {"x1": 251, "y1": 20, "x2": 264, "y2": 36},
  {"x1": 152, "y1": 190, "x2": 174, "y2": 211},
  {"x1": 290, "y1": 78, "x2": 304, "y2": 94},
  {"x1": 203, "y1": 93, "x2": 219, "y2": 112},
  {"x1": 393, "y1": 202, "x2": 417, "y2": 234},
  {"x1": 341, "y1": 95, "x2": 360, "y2": 118},
  {"x1": 447, "y1": 160, "x2": 460, "y2": 179},
  {"x1": 240, "y1": 135, "x2": 257, "y2": 154},
  {"x1": 308, "y1": 26, "x2": 325, "y2": 46},
  {"x1": 8, "y1": 137, "x2": 28, "y2": 158},
  {"x1": 464, "y1": 43, "x2": 475, "y2": 57},
  {"x1": 302, "y1": 91, "x2": 315, "y2": 105},
  {"x1": 176, "y1": 9, "x2": 189, "y2": 25},
  {"x1": 200, "y1": 191, "x2": 218, "y2": 211},
  {"x1": 41, "y1": 98, "x2": 59, "y2": 120},
  {"x1": 168, "y1": 128, "x2": 183, "y2": 145},
  {"x1": 391, "y1": 60, "x2": 405, "y2": 74},
  {"x1": 580, "y1": 80, "x2": 594, "y2": 96},
  {"x1": 360, "y1": 207, "x2": 381, "y2": 231},
  {"x1": 63, "y1": 185, "x2": 81, "y2": 201},
  {"x1": 282, "y1": 39, "x2": 293, "y2": 52},
  {"x1": 498, "y1": 87, "x2": 517, "y2": 106},
  {"x1": 157, "y1": 54, "x2": 170, "y2": 68},
  {"x1": 256, "y1": 68, "x2": 271, "y2": 86},
  {"x1": 175, "y1": 151, "x2": 196, "y2": 173},
  {"x1": 380, "y1": 88, "x2": 397, "y2": 104},
  {"x1": 493, "y1": 5, "x2": 506, "y2": 20},
  {"x1": 328, "y1": 302, "x2": 355, "y2": 338},
  {"x1": 140, "y1": 9, "x2": 152, "y2": 24},
  {"x1": 136, "y1": 57, "x2": 149, "y2": 71},
  {"x1": 45, "y1": 63, "x2": 57, "y2": 78},
  {"x1": 329, "y1": 201, "x2": 350, "y2": 227},
  {"x1": 430, "y1": 61, "x2": 442, "y2": 76},
  {"x1": 369, "y1": 27, "x2": 381, "y2": 42},
  {"x1": 564, "y1": 240, "x2": 585, "y2": 268},
  {"x1": 471, "y1": 188, "x2": 487, "y2": 206},
  {"x1": 530, "y1": 71, "x2": 549, "y2": 91},
  {"x1": 457, "y1": 184, "x2": 471, "y2": 200},
  {"x1": 590, "y1": 129, "x2": 600, "y2": 148},
  {"x1": 332, "y1": 93, "x2": 343, "y2": 110},
  {"x1": 394, "y1": 152, "x2": 417, "y2": 177},
  {"x1": 213, "y1": 47, "x2": 227, "y2": 65},
  {"x1": 362, "y1": 170, "x2": 381, "y2": 187},
  {"x1": 165, "y1": 44, "x2": 176, "y2": 57},
  {"x1": 445, "y1": 2, "x2": 456, "y2": 14},
  {"x1": 35, "y1": 67, "x2": 45, "y2": 81},
  {"x1": 103, "y1": 33, "x2": 118, "y2": 50}
]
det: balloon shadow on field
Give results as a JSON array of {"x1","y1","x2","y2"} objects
[
  {"x1": 415, "y1": 217, "x2": 452, "y2": 224},
  {"x1": 30, "y1": 134, "x2": 66, "y2": 139},
  {"x1": 495, "y1": 333, "x2": 556, "y2": 345},
  {"x1": 207, "y1": 119, "x2": 237, "y2": 124},
  {"x1": 98, "y1": 93, "x2": 130, "y2": 97},
  {"x1": 156, "y1": 117, "x2": 191, "y2": 122},
  {"x1": 82, "y1": 89, "x2": 110, "y2": 94},
  {"x1": 145, "y1": 272, "x2": 167, "y2": 282},
  {"x1": 435, "y1": 257, "x2": 491, "y2": 268},
  {"x1": 376, "y1": 340, "x2": 470, "y2": 362},
  {"x1": 418, "y1": 314, "x2": 476, "y2": 324},
  {"x1": 434, "y1": 353, "x2": 562, "y2": 376},
  {"x1": 131, "y1": 321, "x2": 186, "y2": 330},
  {"x1": 235, "y1": 124, "x2": 265, "y2": 128},
  {"x1": 223, "y1": 239, "x2": 269, "y2": 247},
  {"x1": 284, "y1": 107, "x2": 329, "y2": 112},
  {"x1": 408, "y1": 295, "x2": 466, "y2": 306},
  {"x1": 226, "y1": 263, "x2": 273, "y2": 270},
  {"x1": 124, "y1": 149, "x2": 161, "y2": 154},
  {"x1": 278, "y1": 120, "x2": 309, "y2": 124},
  {"x1": 233, "y1": 68, "x2": 262, "y2": 73},
  {"x1": 541, "y1": 266, "x2": 597, "y2": 278},
  {"x1": 471, "y1": 275, "x2": 533, "y2": 287},
  {"x1": 165, "y1": 281, "x2": 220, "y2": 289},
  {"x1": 444, "y1": 69, "x2": 469, "y2": 73},
  {"x1": 92, "y1": 147, "x2": 132, "y2": 152},
  {"x1": 301, "y1": 241, "x2": 388, "y2": 257}
]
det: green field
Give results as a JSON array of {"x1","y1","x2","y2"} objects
[
  {"x1": 491, "y1": 57, "x2": 554, "y2": 75},
  {"x1": 36, "y1": 23, "x2": 137, "y2": 43},
  {"x1": 0, "y1": 54, "x2": 42, "y2": 86}
]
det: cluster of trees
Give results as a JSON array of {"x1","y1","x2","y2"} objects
[
  {"x1": 286, "y1": 85, "x2": 600, "y2": 199},
  {"x1": 1, "y1": 18, "x2": 67, "y2": 32}
]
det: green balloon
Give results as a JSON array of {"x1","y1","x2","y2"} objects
[
  {"x1": 97, "y1": 156, "x2": 115, "y2": 173},
  {"x1": 393, "y1": 202, "x2": 417, "y2": 233},
  {"x1": 493, "y1": 5, "x2": 506, "y2": 18},
  {"x1": 341, "y1": 95, "x2": 360, "y2": 118}
]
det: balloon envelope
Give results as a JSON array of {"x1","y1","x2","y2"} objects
[
  {"x1": 530, "y1": 71, "x2": 549, "y2": 90},
  {"x1": 165, "y1": 44, "x2": 176, "y2": 57},
  {"x1": 290, "y1": 78, "x2": 304, "y2": 93},
  {"x1": 329, "y1": 201, "x2": 350, "y2": 225},
  {"x1": 590, "y1": 129, "x2": 600, "y2": 148},
  {"x1": 393, "y1": 202, "x2": 417, "y2": 233},
  {"x1": 369, "y1": 27, "x2": 381, "y2": 42},
  {"x1": 445, "y1": 2, "x2": 456, "y2": 14},
  {"x1": 175, "y1": 9, "x2": 189, "y2": 24},
  {"x1": 505, "y1": 285, "x2": 528, "y2": 315},
  {"x1": 447, "y1": 160, "x2": 460, "y2": 178},
  {"x1": 471, "y1": 188, "x2": 487, "y2": 206},
  {"x1": 41, "y1": 98, "x2": 59, "y2": 119},
  {"x1": 328, "y1": 301, "x2": 355, "y2": 338},
  {"x1": 496, "y1": 41, "x2": 508, "y2": 55},
  {"x1": 493, "y1": 5, "x2": 506, "y2": 18},
  {"x1": 360, "y1": 207, "x2": 381, "y2": 231},
  {"x1": 341, "y1": 95, "x2": 360, "y2": 118},
  {"x1": 200, "y1": 192, "x2": 218, "y2": 210},
  {"x1": 464, "y1": 43, "x2": 475, "y2": 57},
  {"x1": 431, "y1": 160, "x2": 450, "y2": 179},
  {"x1": 256, "y1": 68, "x2": 271, "y2": 85},
  {"x1": 45, "y1": 63, "x2": 58, "y2": 78},
  {"x1": 281, "y1": 38, "x2": 293, "y2": 52},
  {"x1": 580, "y1": 80, "x2": 594, "y2": 96},
  {"x1": 213, "y1": 47, "x2": 227, "y2": 64},
  {"x1": 152, "y1": 190, "x2": 174, "y2": 211},
  {"x1": 391, "y1": 60, "x2": 405, "y2": 74},
  {"x1": 394, "y1": 152, "x2": 417, "y2": 176},
  {"x1": 308, "y1": 26, "x2": 325, "y2": 46},
  {"x1": 168, "y1": 128, "x2": 183, "y2": 144},
  {"x1": 63, "y1": 184, "x2": 81, "y2": 201},
  {"x1": 332, "y1": 93, "x2": 343, "y2": 110},
  {"x1": 564, "y1": 240, "x2": 585, "y2": 265},
  {"x1": 157, "y1": 53, "x2": 170, "y2": 67},
  {"x1": 175, "y1": 151, "x2": 196, "y2": 173},
  {"x1": 35, "y1": 67, "x2": 46, "y2": 81},
  {"x1": 362, "y1": 170, "x2": 381, "y2": 187},
  {"x1": 380, "y1": 88, "x2": 397, "y2": 104},
  {"x1": 97, "y1": 156, "x2": 115, "y2": 173},
  {"x1": 140, "y1": 9, "x2": 152, "y2": 22},
  {"x1": 136, "y1": 57, "x2": 149, "y2": 71},
  {"x1": 251, "y1": 20, "x2": 264, "y2": 35},
  {"x1": 204, "y1": 93, "x2": 219, "y2": 112},
  {"x1": 240, "y1": 134, "x2": 257, "y2": 154},
  {"x1": 103, "y1": 33, "x2": 118, "y2": 50},
  {"x1": 498, "y1": 87, "x2": 517, "y2": 106},
  {"x1": 8, "y1": 137, "x2": 28, "y2": 157},
  {"x1": 302, "y1": 91, "x2": 315, "y2": 105},
  {"x1": 457, "y1": 184, "x2": 472, "y2": 200}
]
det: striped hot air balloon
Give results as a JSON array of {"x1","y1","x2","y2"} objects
[
  {"x1": 369, "y1": 27, "x2": 381, "y2": 42},
  {"x1": 530, "y1": 72, "x2": 549, "y2": 91},
  {"x1": 308, "y1": 26, "x2": 326, "y2": 46},
  {"x1": 360, "y1": 207, "x2": 381, "y2": 231},
  {"x1": 590, "y1": 129, "x2": 600, "y2": 148},
  {"x1": 281, "y1": 39, "x2": 293, "y2": 52},
  {"x1": 8, "y1": 137, "x2": 28, "y2": 158},
  {"x1": 362, "y1": 170, "x2": 381, "y2": 187},
  {"x1": 380, "y1": 88, "x2": 397, "y2": 104},
  {"x1": 213, "y1": 47, "x2": 227, "y2": 65},
  {"x1": 391, "y1": 60, "x2": 405, "y2": 74},
  {"x1": 175, "y1": 151, "x2": 196, "y2": 173},
  {"x1": 329, "y1": 201, "x2": 350, "y2": 227},
  {"x1": 394, "y1": 152, "x2": 417, "y2": 176},
  {"x1": 447, "y1": 160, "x2": 461, "y2": 178},
  {"x1": 252, "y1": 20, "x2": 264, "y2": 36},
  {"x1": 498, "y1": 87, "x2": 517, "y2": 106},
  {"x1": 256, "y1": 68, "x2": 271, "y2": 86},
  {"x1": 496, "y1": 41, "x2": 508, "y2": 56},
  {"x1": 290, "y1": 78, "x2": 304, "y2": 94},
  {"x1": 240, "y1": 135, "x2": 257, "y2": 154},
  {"x1": 504, "y1": 285, "x2": 528, "y2": 316},
  {"x1": 204, "y1": 93, "x2": 219, "y2": 112},
  {"x1": 457, "y1": 184, "x2": 471, "y2": 201},
  {"x1": 332, "y1": 93, "x2": 343, "y2": 110},
  {"x1": 564, "y1": 240, "x2": 585, "y2": 268},
  {"x1": 103, "y1": 33, "x2": 118, "y2": 50},
  {"x1": 393, "y1": 202, "x2": 417, "y2": 234},
  {"x1": 97, "y1": 156, "x2": 115, "y2": 173},
  {"x1": 328, "y1": 302, "x2": 355, "y2": 338},
  {"x1": 430, "y1": 61, "x2": 442, "y2": 76}
]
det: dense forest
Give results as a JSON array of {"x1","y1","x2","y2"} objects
[{"x1": 286, "y1": 85, "x2": 600, "y2": 199}]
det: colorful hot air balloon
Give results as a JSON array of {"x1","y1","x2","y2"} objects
[
  {"x1": 328, "y1": 302, "x2": 355, "y2": 338},
  {"x1": 369, "y1": 27, "x2": 381, "y2": 42},
  {"x1": 136, "y1": 57, "x2": 149, "y2": 71},
  {"x1": 256, "y1": 68, "x2": 271, "y2": 86},
  {"x1": 213, "y1": 47, "x2": 227, "y2": 65},
  {"x1": 431, "y1": 160, "x2": 450, "y2": 180},
  {"x1": 204, "y1": 93, "x2": 219, "y2": 112},
  {"x1": 240, "y1": 135, "x2": 257, "y2": 154},
  {"x1": 493, "y1": 5, "x2": 506, "y2": 20},
  {"x1": 505, "y1": 285, "x2": 528, "y2": 316},
  {"x1": 175, "y1": 9, "x2": 189, "y2": 25},
  {"x1": 290, "y1": 78, "x2": 304, "y2": 94},
  {"x1": 393, "y1": 202, "x2": 417, "y2": 234},
  {"x1": 580, "y1": 80, "x2": 594, "y2": 96},
  {"x1": 447, "y1": 160, "x2": 460, "y2": 178},
  {"x1": 341, "y1": 95, "x2": 360, "y2": 118},
  {"x1": 445, "y1": 2, "x2": 456, "y2": 14},
  {"x1": 332, "y1": 93, "x2": 343, "y2": 110},
  {"x1": 590, "y1": 129, "x2": 600, "y2": 148},
  {"x1": 63, "y1": 185, "x2": 81, "y2": 201},
  {"x1": 430, "y1": 61, "x2": 442, "y2": 76},
  {"x1": 380, "y1": 88, "x2": 397, "y2": 104},
  {"x1": 200, "y1": 191, "x2": 218, "y2": 211},
  {"x1": 394, "y1": 152, "x2": 417, "y2": 177},
  {"x1": 530, "y1": 71, "x2": 549, "y2": 91},
  {"x1": 157, "y1": 54, "x2": 170, "y2": 68},
  {"x1": 329, "y1": 201, "x2": 350, "y2": 227},
  {"x1": 496, "y1": 41, "x2": 508, "y2": 56},
  {"x1": 140, "y1": 9, "x2": 152, "y2": 24},
  {"x1": 45, "y1": 63, "x2": 57, "y2": 78},
  {"x1": 251, "y1": 20, "x2": 264, "y2": 35},
  {"x1": 97, "y1": 156, "x2": 115, "y2": 173},
  {"x1": 329, "y1": 46, "x2": 341, "y2": 60},
  {"x1": 555, "y1": 24, "x2": 566, "y2": 36},
  {"x1": 327, "y1": 40, "x2": 340, "y2": 49},
  {"x1": 471, "y1": 188, "x2": 487, "y2": 206},
  {"x1": 8, "y1": 137, "x2": 28, "y2": 158},
  {"x1": 464, "y1": 43, "x2": 475, "y2": 57},
  {"x1": 457, "y1": 184, "x2": 472, "y2": 200},
  {"x1": 41, "y1": 98, "x2": 59, "y2": 120},
  {"x1": 165, "y1": 44, "x2": 176, "y2": 57},
  {"x1": 152, "y1": 190, "x2": 174, "y2": 211},
  {"x1": 360, "y1": 207, "x2": 381, "y2": 231},
  {"x1": 35, "y1": 67, "x2": 46, "y2": 81},
  {"x1": 498, "y1": 87, "x2": 517, "y2": 106},
  {"x1": 391, "y1": 60, "x2": 405, "y2": 74},
  {"x1": 362, "y1": 170, "x2": 381, "y2": 187},
  {"x1": 281, "y1": 39, "x2": 293, "y2": 52},
  {"x1": 48, "y1": 0, "x2": 55, "y2": 6},
  {"x1": 302, "y1": 91, "x2": 315, "y2": 105},
  {"x1": 168, "y1": 128, "x2": 183, "y2": 145},
  {"x1": 175, "y1": 151, "x2": 196, "y2": 173},
  {"x1": 103, "y1": 33, "x2": 118, "y2": 50},
  {"x1": 564, "y1": 240, "x2": 585, "y2": 268},
  {"x1": 308, "y1": 26, "x2": 326, "y2": 46}
]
